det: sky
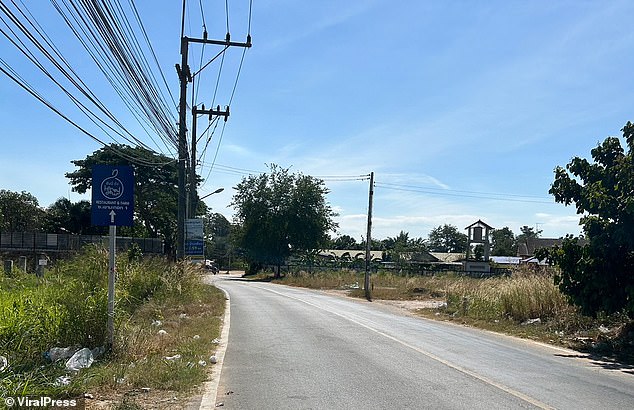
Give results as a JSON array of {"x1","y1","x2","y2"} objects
[{"x1": 1, "y1": 0, "x2": 634, "y2": 242}]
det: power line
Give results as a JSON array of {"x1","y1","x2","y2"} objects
[
  {"x1": 0, "y1": 59, "x2": 173, "y2": 168},
  {"x1": 1, "y1": 0, "x2": 179, "y2": 159},
  {"x1": 128, "y1": 0, "x2": 178, "y2": 113},
  {"x1": 376, "y1": 181, "x2": 550, "y2": 199},
  {"x1": 0, "y1": 11, "x2": 155, "y2": 150},
  {"x1": 177, "y1": 1, "x2": 253, "y2": 259},
  {"x1": 374, "y1": 182, "x2": 553, "y2": 204},
  {"x1": 199, "y1": 0, "x2": 207, "y2": 32},
  {"x1": 192, "y1": 1, "x2": 253, "y2": 195}
]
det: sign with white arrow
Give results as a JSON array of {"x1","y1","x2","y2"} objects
[{"x1": 91, "y1": 165, "x2": 135, "y2": 227}]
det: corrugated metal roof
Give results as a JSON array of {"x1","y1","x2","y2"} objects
[
  {"x1": 490, "y1": 256, "x2": 521, "y2": 265},
  {"x1": 430, "y1": 252, "x2": 465, "y2": 263}
]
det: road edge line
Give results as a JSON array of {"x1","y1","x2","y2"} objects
[{"x1": 199, "y1": 284, "x2": 231, "y2": 410}]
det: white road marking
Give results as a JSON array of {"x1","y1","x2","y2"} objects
[{"x1": 256, "y1": 284, "x2": 555, "y2": 410}]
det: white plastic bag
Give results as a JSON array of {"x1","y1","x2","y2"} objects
[{"x1": 65, "y1": 348, "x2": 94, "y2": 371}]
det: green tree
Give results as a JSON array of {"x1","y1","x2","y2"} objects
[
  {"x1": 231, "y1": 165, "x2": 338, "y2": 276},
  {"x1": 205, "y1": 212, "x2": 233, "y2": 268},
  {"x1": 330, "y1": 234, "x2": 361, "y2": 250},
  {"x1": 427, "y1": 224, "x2": 468, "y2": 253},
  {"x1": 491, "y1": 227, "x2": 517, "y2": 256},
  {"x1": 517, "y1": 225, "x2": 541, "y2": 246},
  {"x1": 43, "y1": 198, "x2": 102, "y2": 234},
  {"x1": 537, "y1": 122, "x2": 634, "y2": 316},
  {"x1": 65, "y1": 144, "x2": 178, "y2": 254},
  {"x1": 381, "y1": 231, "x2": 427, "y2": 262},
  {"x1": 0, "y1": 190, "x2": 44, "y2": 231}
]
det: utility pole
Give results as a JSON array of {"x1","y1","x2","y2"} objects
[
  {"x1": 364, "y1": 172, "x2": 374, "y2": 301},
  {"x1": 176, "y1": 31, "x2": 251, "y2": 260},
  {"x1": 189, "y1": 104, "x2": 229, "y2": 218}
]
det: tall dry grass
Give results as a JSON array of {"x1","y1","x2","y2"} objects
[{"x1": 277, "y1": 269, "x2": 568, "y2": 322}]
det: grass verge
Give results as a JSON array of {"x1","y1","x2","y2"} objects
[{"x1": 0, "y1": 246, "x2": 226, "y2": 408}]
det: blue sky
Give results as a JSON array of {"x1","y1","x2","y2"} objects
[{"x1": 1, "y1": 1, "x2": 634, "y2": 242}]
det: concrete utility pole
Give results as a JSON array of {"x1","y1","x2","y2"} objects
[
  {"x1": 176, "y1": 36, "x2": 191, "y2": 261},
  {"x1": 364, "y1": 172, "x2": 374, "y2": 301},
  {"x1": 189, "y1": 105, "x2": 229, "y2": 218},
  {"x1": 176, "y1": 32, "x2": 251, "y2": 260}
]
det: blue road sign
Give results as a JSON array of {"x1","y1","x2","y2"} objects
[
  {"x1": 185, "y1": 218, "x2": 204, "y2": 257},
  {"x1": 91, "y1": 165, "x2": 135, "y2": 227}
]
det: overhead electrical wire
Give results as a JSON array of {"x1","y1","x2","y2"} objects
[
  {"x1": 195, "y1": 0, "x2": 253, "y2": 190},
  {"x1": 376, "y1": 181, "x2": 550, "y2": 200},
  {"x1": 198, "y1": 0, "x2": 207, "y2": 33},
  {"x1": 53, "y1": 0, "x2": 178, "y2": 151},
  {"x1": 374, "y1": 181, "x2": 553, "y2": 204},
  {"x1": 0, "y1": 6, "x2": 158, "y2": 151},
  {"x1": 0, "y1": 0, "x2": 180, "y2": 165},
  {"x1": 127, "y1": 0, "x2": 178, "y2": 112},
  {"x1": 49, "y1": 0, "x2": 168, "y2": 151},
  {"x1": 2, "y1": 0, "x2": 253, "y2": 175},
  {"x1": 0, "y1": 58, "x2": 173, "y2": 168}
]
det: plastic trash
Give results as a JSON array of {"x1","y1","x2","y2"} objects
[
  {"x1": 65, "y1": 348, "x2": 94, "y2": 371},
  {"x1": 158, "y1": 329, "x2": 168, "y2": 336},
  {"x1": 198, "y1": 360, "x2": 207, "y2": 367},
  {"x1": 0, "y1": 355, "x2": 8, "y2": 371},
  {"x1": 193, "y1": 335, "x2": 200, "y2": 340},
  {"x1": 164, "y1": 354, "x2": 181, "y2": 361},
  {"x1": 209, "y1": 355, "x2": 218, "y2": 364},
  {"x1": 46, "y1": 347, "x2": 77, "y2": 362},
  {"x1": 521, "y1": 318, "x2": 542, "y2": 326},
  {"x1": 55, "y1": 376, "x2": 71, "y2": 386},
  {"x1": 152, "y1": 320, "x2": 162, "y2": 327}
]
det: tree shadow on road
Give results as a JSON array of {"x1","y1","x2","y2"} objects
[{"x1": 555, "y1": 347, "x2": 634, "y2": 375}]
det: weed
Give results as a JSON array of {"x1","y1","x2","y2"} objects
[{"x1": 1, "y1": 245, "x2": 226, "y2": 401}]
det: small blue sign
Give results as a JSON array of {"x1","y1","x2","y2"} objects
[
  {"x1": 91, "y1": 165, "x2": 135, "y2": 226},
  {"x1": 185, "y1": 218, "x2": 204, "y2": 257},
  {"x1": 185, "y1": 240, "x2": 204, "y2": 256}
]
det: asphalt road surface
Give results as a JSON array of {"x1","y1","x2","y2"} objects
[{"x1": 211, "y1": 275, "x2": 634, "y2": 409}]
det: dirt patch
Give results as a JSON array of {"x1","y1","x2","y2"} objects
[
  {"x1": 321, "y1": 289, "x2": 446, "y2": 313},
  {"x1": 375, "y1": 299, "x2": 447, "y2": 311}
]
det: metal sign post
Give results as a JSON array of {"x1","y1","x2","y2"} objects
[
  {"x1": 107, "y1": 225, "x2": 116, "y2": 349},
  {"x1": 91, "y1": 165, "x2": 134, "y2": 351}
]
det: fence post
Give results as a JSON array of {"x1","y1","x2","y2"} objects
[
  {"x1": 19, "y1": 256, "x2": 27, "y2": 272},
  {"x1": 4, "y1": 260, "x2": 13, "y2": 276}
]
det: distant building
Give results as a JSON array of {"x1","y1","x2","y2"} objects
[
  {"x1": 464, "y1": 219, "x2": 494, "y2": 273},
  {"x1": 490, "y1": 256, "x2": 522, "y2": 265}
]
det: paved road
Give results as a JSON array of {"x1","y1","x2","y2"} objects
[{"x1": 211, "y1": 275, "x2": 634, "y2": 409}]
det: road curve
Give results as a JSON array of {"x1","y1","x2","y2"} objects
[{"x1": 210, "y1": 275, "x2": 634, "y2": 409}]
